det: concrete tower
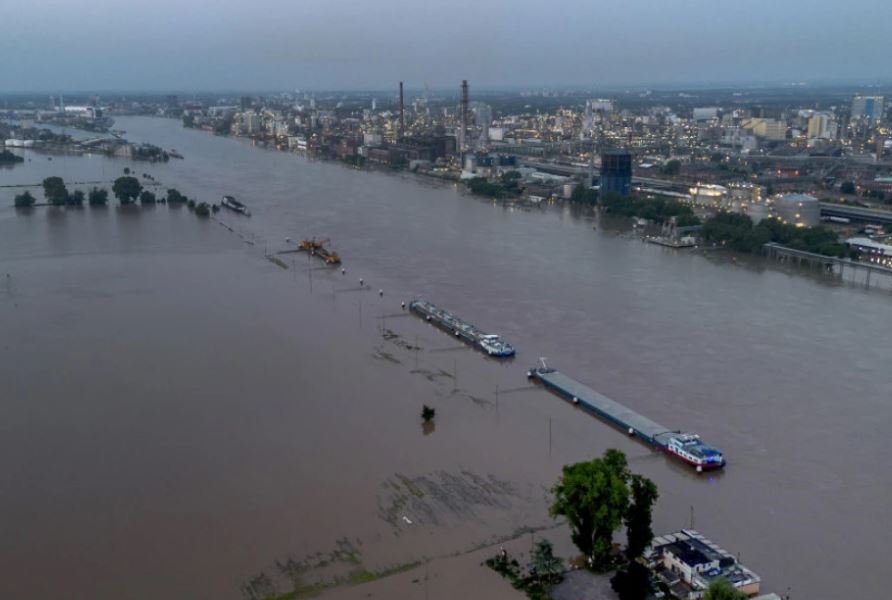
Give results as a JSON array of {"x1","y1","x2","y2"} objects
[
  {"x1": 399, "y1": 81, "x2": 405, "y2": 138},
  {"x1": 459, "y1": 80, "x2": 469, "y2": 153}
]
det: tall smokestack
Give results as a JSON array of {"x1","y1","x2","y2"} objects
[
  {"x1": 399, "y1": 81, "x2": 405, "y2": 138},
  {"x1": 459, "y1": 80, "x2": 469, "y2": 153}
]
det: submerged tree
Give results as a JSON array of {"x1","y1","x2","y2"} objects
[
  {"x1": 14, "y1": 191, "x2": 36, "y2": 208},
  {"x1": 112, "y1": 176, "x2": 142, "y2": 204},
  {"x1": 166, "y1": 188, "x2": 187, "y2": 204},
  {"x1": 42, "y1": 176, "x2": 68, "y2": 206},
  {"x1": 67, "y1": 189, "x2": 85, "y2": 206},
  {"x1": 421, "y1": 405, "x2": 436, "y2": 422},
  {"x1": 550, "y1": 449, "x2": 630, "y2": 569},
  {"x1": 88, "y1": 187, "x2": 109, "y2": 206}
]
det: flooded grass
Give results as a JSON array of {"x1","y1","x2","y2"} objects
[{"x1": 266, "y1": 256, "x2": 289, "y2": 269}]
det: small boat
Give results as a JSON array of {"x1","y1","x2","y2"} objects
[
  {"x1": 221, "y1": 195, "x2": 250, "y2": 216},
  {"x1": 169, "y1": 149, "x2": 184, "y2": 159}
]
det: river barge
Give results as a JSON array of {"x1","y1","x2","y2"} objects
[
  {"x1": 527, "y1": 363, "x2": 725, "y2": 471},
  {"x1": 409, "y1": 299, "x2": 515, "y2": 357},
  {"x1": 221, "y1": 195, "x2": 251, "y2": 216}
]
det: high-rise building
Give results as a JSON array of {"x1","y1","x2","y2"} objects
[
  {"x1": 600, "y1": 151, "x2": 632, "y2": 197},
  {"x1": 807, "y1": 112, "x2": 836, "y2": 140},
  {"x1": 245, "y1": 112, "x2": 262, "y2": 134},
  {"x1": 851, "y1": 95, "x2": 885, "y2": 126},
  {"x1": 590, "y1": 99, "x2": 614, "y2": 113}
]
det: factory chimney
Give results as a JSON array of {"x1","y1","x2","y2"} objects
[
  {"x1": 459, "y1": 80, "x2": 469, "y2": 153},
  {"x1": 399, "y1": 81, "x2": 405, "y2": 139}
]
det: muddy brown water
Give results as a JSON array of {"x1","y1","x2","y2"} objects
[{"x1": 1, "y1": 117, "x2": 889, "y2": 599}]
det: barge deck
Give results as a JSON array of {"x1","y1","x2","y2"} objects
[
  {"x1": 409, "y1": 299, "x2": 515, "y2": 357},
  {"x1": 528, "y1": 364, "x2": 725, "y2": 471}
]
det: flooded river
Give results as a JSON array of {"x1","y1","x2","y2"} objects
[{"x1": 1, "y1": 117, "x2": 889, "y2": 599}]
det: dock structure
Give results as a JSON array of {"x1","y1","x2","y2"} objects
[
  {"x1": 530, "y1": 367, "x2": 672, "y2": 446},
  {"x1": 763, "y1": 242, "x2": 892, "y2": 289}
]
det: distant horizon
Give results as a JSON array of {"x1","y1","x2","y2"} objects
[
  {"x1": 4, "y1": 78, "x2": 892, "y2": 98},
  {"x1": 3, "y1": 0, "x2": 891, "y2": 94}
]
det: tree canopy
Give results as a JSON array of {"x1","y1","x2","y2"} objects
[
  {"x1": 530, "y1": 539, "x2": 564, "y2": 584},
  {"x1": 67, "y1": 189, "x2": 85, "y2": 206},
  {"x1": 661, "y1": 159, "x2": 681, "y2": 175},
  {"x1": 166, "y1": 188, "x2": 187, "y2": 204},
  {"x1": 610, "y1": 561, "x2": 652, "y2": 600},
  {"x1": 0, "y1": 149, "x2": 24, "y2": 164},
  {"x1": 600, "y1": 193, "x2": 695, "y2": 223},
  {"x1": 42, "y1": 176, "x2": 68, "y2": 206},
  {"x1": 625, "y1": 474, "x2": 659, "y2": 560},
  {"x1": 550, "y1": 449, "x2": 630, "y2": 569},
  {"x1": 703, "y1": 578, "x2": 748, "y2": 600},
  {"x1": 112, "y1": 176, "x2": 143, "y2": 204},
  {"x1": 570, "y1": 184, "x2": 599, "y2": 205},
  {"x1": 88, "y1": 187, "x2": 109, "y2": 206},
  {"x1": 14, "y1": 191, "x2": 36, "y2": 208},
  {"x1": 467, "y1": 177, "x2": 504, "y2": 198},
  {"x1": 702, "y1": 212, "x2": 846, "y2": 257}
]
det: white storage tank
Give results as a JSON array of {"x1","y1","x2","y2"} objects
[{"x1": 771, "y1": 193, "x2": 821, "y2": 227}]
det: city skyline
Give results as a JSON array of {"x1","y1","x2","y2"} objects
[{"x1": 3, "y1": 0, "x2": 891, "y2": 92}]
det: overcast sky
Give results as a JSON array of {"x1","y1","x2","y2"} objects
[{"x1": 3, "y1": 0, "x2": 891, "y2": 92}]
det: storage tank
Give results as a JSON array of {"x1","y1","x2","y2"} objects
[
  {"x1": 747, "y1": 202, "x2": 771, "y2": 224},
  {"x1": 771, "y1": 194, "x2": 820, "y2": 227}
]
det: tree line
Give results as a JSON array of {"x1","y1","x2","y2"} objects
[
  {"x1": 0, "y1": 149, "x2": 25, "y2": 164},
  {"x1": 702, "y1": 211, "x2": 847, "y2": 257},
  {"x1": 599, "y1": 192, "x2": 701, "y2": 225},
  {"x1": 13, "y1": 175, "x2": 212, "y2": 217}
]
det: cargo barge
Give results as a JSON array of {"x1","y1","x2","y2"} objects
[
  {"x1": 409, "y1": 299, "x2": 515, "y2": 357},
  {"x1": 221, "y1": 195, "x2": 250, "y2": 216},
  {"x1": 527, "y1": 363, "x2": 725, "y2": 471}
]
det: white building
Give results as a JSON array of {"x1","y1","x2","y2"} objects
[
  {"x1": 807, "y1": 112, "x2": 836, "y2": 140},
  {"x1": 646, "y1": 530, "x2": 761, "y2": 600},
  {"x1": 688, "y1": 184, "x2": 729, "y2": 208},
  {"x1": 63, "y1": 105, "x2": 101, "y2": 119},
  {"x1": 693, "y1": 107, "x2": 720, "y2": 121},
  {"x1": 589, "y1": 99, "x2": 614, "y2": 113},
  {"x1": 742, "y1": 118, "x2": 787, "y2": 141}
]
